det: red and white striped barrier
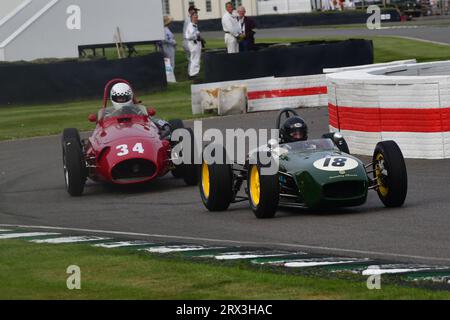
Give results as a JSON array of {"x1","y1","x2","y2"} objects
[
  {"x1": 191, "y1": 60, "x2": 416, "y2": 115},
  {"x1": 191, "y1": 75, "x2": 327, "y2": 114},
  {"x1": 326, "y1": 60, "x2": 450, "y2": 159},
  {"x1": 246, "y1": 75, "x2": 327, "y2": 112}
]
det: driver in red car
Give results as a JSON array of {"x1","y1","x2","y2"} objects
[
  {"x1": 110, "y1": 82, "x2": 137, "y2": 110},
  {"x1": 108, "y1": 82, "x2": 170, "y2": 133}
]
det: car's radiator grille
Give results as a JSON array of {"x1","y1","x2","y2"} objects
[
  {"x1": 323, "y1": 181, "x2": 365, "y2": 199},
  {"x1": 111, "y1": 159, "x2": 156, "y2": 181}
]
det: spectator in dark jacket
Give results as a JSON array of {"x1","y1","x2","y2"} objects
[{"x1": 237, "y1": 6, "x2": 256, "y2": 52}]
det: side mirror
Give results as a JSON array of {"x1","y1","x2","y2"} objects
[
  {"x1": 333, "y1": 132, "x2": 343, "y2": 141},
  {"x1": 147, "y1": 107, "x2": 156, "y2": 117},
  {"x1": 88, "y1": 113, "x2": 98, "y2": 122},
  {"x1": 267, "y1": 138, "x2": 279, "y2": 149}
]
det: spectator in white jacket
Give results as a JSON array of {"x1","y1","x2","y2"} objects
[
  {"x1": 183, "y1": 5, "x2": 200, "y2": 61},
  {"x1": 184, "y1": 12, "x2": 202, "y2": 79},
  {"x1": 221, "y1": 2, "x2": 242, "y2": 54}
]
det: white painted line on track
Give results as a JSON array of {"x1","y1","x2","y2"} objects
[
  {"x1": 214, "y1": 253, "x2": 289, "y2": 260},
  {"x1": 407, "y1": 275, "x2": 450, "y2": 284},
  {"x1": 284, "y1": 260, "x2": 367, "y2": 268},
  {"x1": 254, "y1": 257, "x2": 370, "y2": 268},
  {"x1": 362, "y1": 264, "x2": 450, "y2": 276},
  {"x1": 0, "y1": 232, "x2": 59, "y2": 239},
  {"x1": 31, "y1": 236, "x2": 110, "y2": 244},
  {"x1": 141, "y1": 245, "x2": 225, "y2": 253},
  {"x1": 0, "y1": 229, "x2": 11, "y2": 232},
  {"x1": 388, "y1": 35, "x2": 450, "y2": 46},
  {"x1": 93, "y1": 241, "x2": 155, "y2": 248},
  {"x1": 379, "y1": 26, "x2": 421, "y2": 29},
  {"x1": 202, "y1": 251, "x2": 305, "y2": 260},
  {"x1": 2, "y1": 224, "x2": 450, "y2": 264}
]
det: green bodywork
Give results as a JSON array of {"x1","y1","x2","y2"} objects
[{"x1": 278, "y1": 146, "x2": 369, "y2": 209}]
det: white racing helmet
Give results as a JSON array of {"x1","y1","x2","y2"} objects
[{"x1": 110, "y1": 82, "x2": 133, "y2": 109}]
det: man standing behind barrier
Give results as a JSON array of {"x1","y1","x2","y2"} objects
[
  {"x1": 237, "y1": 6, "x2": 256, "y2": 52},
  {"x1": 222, "y1": 2, "x2": 242, "y2": 54},
  {"x1": 183, "y1": 5, "x2": 199, "y2": 60},
  {"x1": 185, "y1": 12, "x2": 202, "y2": 79}
]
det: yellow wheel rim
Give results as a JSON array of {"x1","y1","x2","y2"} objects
[
  {"x1": 202, "y1": 162, "x2": 210, "y2": 199},
  {"x1": 249, "y1": 165, "x2": 261, "y2": 206},
  {"x1": 375, "y1": 153, "x2": 389, "y2": 197}
]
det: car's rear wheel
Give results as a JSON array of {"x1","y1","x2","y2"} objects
[
  {"x1": 169, "y1": 119, "x2": 185, "y2": 178},
  {"x1": 62, "y1": 128, "x2": 86, "y2": 196},
  {"x1": 199, "y1": 146, "x2": 233, "y2": 211},
  {"x1": 372, "y1": 141, "x2": 407, "y2": 207},
  {"x1": 171, "y1": 166, "x2": 184, "y2": 178},
  {"x1": 169, "y1": 119, "x2": 184, "y2": 131},
  {"x1": 247, "y1": 164, "x2": 279, "y2": 219},
  {"x1": 179, "y1": 127, "x2": 198, "y2": 186}
]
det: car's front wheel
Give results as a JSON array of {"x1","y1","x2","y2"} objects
[
  {"x1": 247, "y1": 164, "x2": 279, "y2": 219},
  {"x1": 372, "y1": 140, "x2": 407, "y2": 207},
  {"x1": 62, "y1": 128, "x2": 86, "y2": 196}
]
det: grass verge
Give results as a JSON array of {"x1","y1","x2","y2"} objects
[
  {"x1": 0, "y1": 240, "x2": 449, "y2": 299},
  {"x1": 1, "y1": 36, "x2": 450, "y2": 141}
]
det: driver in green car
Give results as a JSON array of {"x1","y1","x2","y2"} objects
[{"x1": 280, "y1": 116, "x2": 308, "y2": 143}]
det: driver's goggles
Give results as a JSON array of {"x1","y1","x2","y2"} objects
[{"x1": 112, "y1": 95, "x2": 131, "y2": 103}]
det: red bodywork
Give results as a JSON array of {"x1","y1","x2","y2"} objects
[{"x1": 84, "y1": 79, "x2": 171, "y2": 185}]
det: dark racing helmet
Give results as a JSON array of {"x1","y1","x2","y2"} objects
[{"x1": 280, "y1": 116, "x2": 308, "y2": 143}]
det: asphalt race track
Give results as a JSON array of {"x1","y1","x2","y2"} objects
[
  {"x1": 1, "y1": 108, "x2": 450, "y2": 265},
  {"x1": 203, "y1": 24, "x2": 450, "y2": 45}
]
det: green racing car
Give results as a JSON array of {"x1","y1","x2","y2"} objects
[{"x1": 199, "y1": 108, "x2": 408, "y2": 219}]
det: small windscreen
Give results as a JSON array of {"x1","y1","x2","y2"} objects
[
  {"x1": 282, "y1": 139, "x2": 335, "y2": 152},
  {"x1": 100, "y1": 104, "x2": 148, "y2": 120}
]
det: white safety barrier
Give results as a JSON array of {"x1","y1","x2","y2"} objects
[
  {"x1": 200, "y1": 85, "x2": 247, "y2": 116},
  {"x1": 323, "y1": 59, "x2": 417, "y2": 74},
  {"x1": 246, "y1": 75, "x2": 327, "y2": 113},
  {"x1": 191, "y1": 75, "x2": 327, "y2": 115},
  {"x1": 326, "y1": 60, "x2": 450, "y2": 159},
  {"x1": 192, "y1": 60, "x2": 416, "y2": 116},
  {"x1": 192, "y1": 77, "x2": 269, "y2": 115}
]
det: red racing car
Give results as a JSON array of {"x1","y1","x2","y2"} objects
[{"x1": 61, "y1": 79, "x2": 197, "y2": 196}]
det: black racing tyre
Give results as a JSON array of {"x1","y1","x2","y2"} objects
[
  {"x1": 62, "y1": 129, "x2": 86, "y2": 196},
  {"x1": 322, "y1": 132, "x2": 350, "y2": 154},
  {"x1": 180, "y1": 127, "x2": 199, "y2": 186},
  {"x1": 169, "y1": 119, "x2": 186, "y2": 179},
  {"x1": 247, "y1": 162, "x2": 279, "y2": 219},
  {"x1": 199, "y1": 145, "x2": 233, "y2": 211},
  {"x1": 171, "y1": 166, "x2": 184, "y2": 178},
  {"x1": 62, "y1": 128, "x2": 82, "y2": 148},
  {"x1": 372, "y1": 141, "x2": 407, "y2": 207},
  {"x1": 169, "y1": 119, "x2": 184, "y2": 131}
]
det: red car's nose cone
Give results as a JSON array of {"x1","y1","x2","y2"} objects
[{"x1": 92, "y1": 120, "x2": 171, "y2": 184}]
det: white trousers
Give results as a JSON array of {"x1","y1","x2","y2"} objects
[
  {"x1": 183, "y1": 40, "x2": 190, "y2": 60},
  {"x1": 225, "y1": 33, "x2": 239, "y2": 54},
  {"x1": 187, "y1": 41, "x2": 202, "y2": 77}
]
